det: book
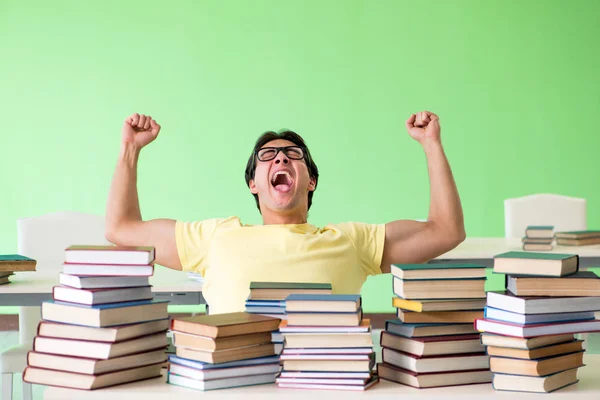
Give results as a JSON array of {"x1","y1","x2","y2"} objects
[
  {"x1": 474, "y1": 318, "x2": 600, "y2": 337},
  {"x1": 555, "y1": 230, "x2": 600, "y2": 239},
  {"x1": 486, "y1": 340, "x2": 583, "y2": 360},
  {"x1": 397, "y1": 309, "x2": 484, "y2": 324},
  {"x1": 522, "y1": 243, "x2": 553, "y2": 251},
  {"x1": 493, "y1": 251, "x2": 578, "y2": 277},
  {"x1": 284, "y1": 294, "x2": 361, "y2": 313},
  {"x1": 480, "y1": 333, "x2": 576, "y2": 350},
  {"x1": 27, "y1": 349, "x2": 167, "y2": 375},
  {"x1": 37, "y1": 319, "x2": 170, "y2": 342},
  {"x1": 381, "y1": 348, "x2": 490, "y2": 373},
  {"x1": 506, "y1": 271, "x2": 600, "y2": 297},
  {"x1": 525, "y1": 226, "x2": 554, "y2": 239},
  {"x1": 278, "y1": 319, "x2": 371, "y2": 333},
  {"x1": 175, "y1": 342, "x2": 275, "y2": 364},
  {"x1": 377, "y1": 362, "x2": 492, "y2": 388},
  {"x1": 486, "y1": 291, "x2": 600, "y2": 314},
  {"x1": 380, "y1": 332, "x2": 484, "y2": 356},
  {"x1": 492, "y1": 368, "x2": 579, "y2": 393},
  {"x1": 62, "y1": 263, "x2": 154, "y2": 276},
  {"x1": 283, "y1": 332, "x2": 373, "y2": 348},
  {"x1": 557, "y1": 237, "x2": 600, "y2": 246},
  {"x1": 59, "y1": 273, "x2": 150, "y2": 289},
  {"x1": 286, "y1": 309, "x2": 362, "y2": 327},
  {"x1": 64, "y1": 245, "x2": 155, "y2": 265},
  {"x1": 170, "y1": 312, "x2": 281, "y2": 338},
  {"x1": 281, "y1": 353, "x2": 375, "y2": 372},
  {"x1": 167, "y1": 354, "x2": 280, "y2": 370},
  {"x1": 385, "y1": 320, "x2": 477, "y2": 338},
  {"x1": 168, "y1": 371, "x2": 278, "y2": 391},
  {"x1": 489, "y1": 351, "x2": 584, "y2": 376},
  {"x1": 168, "y1": 362, "x2": 280, "y2": 381},
  {"x1": 172, "y1": 331, "x2": 272, "y2": 352},
  {"x1": 52, "y1": 285, "x2": 154, "y2": 305},
  {"x1": 0, "y1": 254, "x2": 36, "y2": 272},
  {"x1": 249, "y1": 282, "x2": 332, "y2": 300},
  {"x1": 23, "y1": 363, "x2": 163, "y2": 390},
  {"x1": 390, "y1": 264, "x2": 486, "y2": 280},
  {"x1": 33, "y1": 332, "x2": 168, "y2": 359},
  {"x1": 483, "y1": 307, "x2": 595, "y2": 325},
  {"x1": 276, "y1": 374, "x2": 380, "y2": 391},
  {"x1": 392, "y1": 297, "x2": 486, "y2": 312},
  {"x1": 522, "y1": 237, "x2": 554, "y2": 244},
  {"x1": 393, "y1": 277, "x2": 486, "y2": 299},
  {"x1": 41, "y1": 300, "x2": 169, "y2": 327}
]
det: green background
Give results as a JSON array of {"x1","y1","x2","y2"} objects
[{"x1": 1, "y1": 0, "x2": 599, "y2": 314}]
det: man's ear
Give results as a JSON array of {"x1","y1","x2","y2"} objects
[
  {"x1": 308, "y1": 177, "x2": 316, "y2": 192},
  {"x1": 249, "y1": 179, "x2": 259, "y2": 194}
]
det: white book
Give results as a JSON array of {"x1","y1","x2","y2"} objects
[
  {"x1": 63, "y1": 263, "x2": 154, "y2": 277},
  {"x1": 484, "y1": 307, "x2": 595, "y2": 325},
  {"x1": 167, "y1": 355, "x2": 280, "y2": 370},
  {"x1": 65, "y1": 245, "x2": 154, "y2": 265},
  {"x1": 486, "y1": 291, "x2": 600, "y2": 314},
  {"x1": 475, "y1": 318, "x2": 600, "y2": 338},
  {"x1": 168, "y1": 363, "x2": 280, "y2": 381},
  {"x1": 59, "y1": 273, "x2": 150, "y2": 289},
  {"x1": 168, "y1": 372, "x2": 277, "y2": 391},
  {"x1": 53, "y1": 285, "x2": 153, "y2": 305}
]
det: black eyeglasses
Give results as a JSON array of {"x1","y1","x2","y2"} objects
[{"x1": 256, "y1": 146, "x2": 305, "y2": 162}]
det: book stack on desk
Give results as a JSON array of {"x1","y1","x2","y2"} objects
[
  {"x1": 522, "y1": 226, "x2": 554, "y2": 251},
  {"x1": 476, "y1": 251, "x2": 600, "y2": 393},
  {"x1": 556, "y1": 230, "x2": 600, "y2": 246},
  {"x1": 23, "y1": 245, "x2": 170, "y2": 390},
  {"x1": 377, "y1": 263, "x2": 492, "y2": 388},
  {"x1": 167, "y1": 312, "x2": 282, "y2": 391},
  {"x1": 276, "y1": 294, "x2": 379, "y2": 391},
  {"x1": 245, "y1": 281, "x2": 333, "y2": 354},
  {"x1": 0, "y1": 254, "x2": 37, "y2": 284}
]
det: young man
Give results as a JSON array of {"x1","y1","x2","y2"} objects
[{"x1": 106, "y1": 111, "x2": 465, "y2": 314}]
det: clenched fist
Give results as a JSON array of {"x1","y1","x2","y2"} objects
[
  {"x1": 122, "y1": 113, "x2": 161, "y2": 149},
  {"x1": 405, "y1": 111, "x2": 441, "y2": 145}
]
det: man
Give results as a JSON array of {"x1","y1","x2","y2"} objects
[{"x1": 106, "y1": 111, "x2": 465, "y2": 314}]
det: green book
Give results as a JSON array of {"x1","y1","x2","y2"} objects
[
  {"x1": 493, "y1": 251, "x2": 578, "y2": 278},
  {"x1": 526, "y1": 225, "x2": 554, "y2": 230},
  {"x1": 494, "y1": 251, "x2": 575, "y2": 261},
  {"x1": 0, "y1": 254, "x2": 37, "y2": 272}
]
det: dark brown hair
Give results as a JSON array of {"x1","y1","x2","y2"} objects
[{"x1": 244, "y1": 130, "x2": 319, "y2": 212}]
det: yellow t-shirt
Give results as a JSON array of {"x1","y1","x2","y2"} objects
[{"x1": 175, "y1": 216, "x2": 386, "y2": 315}]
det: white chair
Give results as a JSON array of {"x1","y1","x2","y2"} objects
[
  {"x1": 504, "y1": 193, "x2": 587, "y2": 239},
  {"x1": 0, "y1": 211, "x2": 109, "y2": 400}
]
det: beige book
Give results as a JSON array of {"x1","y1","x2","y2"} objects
[
  {"x1": 37, "y1": 319, "x2": 169, "y2": 343},
  {"x1": 480, "y1": 333, "x2": 575, "y2": 350},
  {"x1": 492, "y1": 368, "x2": 579, "y2": 393},
  {"x1": 172, "y1": 331, "x2": 272, "y2": 352},
  {"x1": 487, "y1": 340, "x2": 583, "y2": 360},
  {"x1": 397, "y1": 309, "x2": 483, "y2": 324},
  {"x1": 490, "y1": 351, "x2": 584, "y2": 376},
  {"x1": 175, "y1": 342, "x2": 275, "y2": 364},
  {"x1": 284, "y1": 332, "x2": 373, "y2": 348}
]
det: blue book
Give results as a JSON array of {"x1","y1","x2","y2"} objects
[
  {"x1": 483, "y1": 306, "x2": 596, "y2": 325},
  {"x1": 385, "y1": 319, "x2": 477, "y2": 338}
]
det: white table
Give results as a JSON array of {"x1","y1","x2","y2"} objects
[
  {"x1": 43, "y1": 355, "x2": 600, "y2": 399},
  {"x1": 433, "y1": 238, "x2": 600, "y2": 268}
]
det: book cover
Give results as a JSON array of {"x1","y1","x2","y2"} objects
[{"x1": 494, "y1": 251, "x2": 576, "y2": 261}]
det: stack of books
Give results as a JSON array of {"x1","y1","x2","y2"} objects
[
  {"x1": 522, "y1": 225, "x2": 554, "y2": 251},
  {"x1": 276, "y1": 294, "x2": 379, "y2": 391},
  {"x1": 377, "y1": 263, "x2": 492, "y2": 388},
  {"x1": 245, "y1": 282, "x2": 333, "y2": 353},
  {"x1": 0, "y1": 254, "x2": 37, "y2": 284},
  {"x1": 556, "y1": 230, "x2": 600, "y2": 246},
  {"x1": 166, "y1": 312, "x2": 282, "y2": 391},
  {"x1": 23, "y1": 245, "x2": 170, "y2": 390},
  {"x1": 476, "y1": 251, "x2": 600, "y2": 393}
]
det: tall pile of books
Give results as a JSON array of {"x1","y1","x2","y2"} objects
[
  {"x1": 166, "y1": 312, "x2": 282, "y2": 391},
  {"x1": 276, "y1": 294, "x2": 379, "y2": 391},
  {"x1": 476, "y1": 251, "x2": 600, "y2": 393},
  {"x1": 522, "y1": 225, "x2": 554, "y2": 251},
  {"x1": 556, "y1": 230, "x2": 600, "y2": 246},
  {"x1": 377, "y1": 263, "x2": 492, "y2": 388},
  {"x1": 23, "y1": 245, "x2": 169, "y2": 390},
  {"x1": 245, "y1": 282, "x2": 333, "y2": 354},
  {"x1": 0, "y1": 254, "x2": 37, "y2": 284}
]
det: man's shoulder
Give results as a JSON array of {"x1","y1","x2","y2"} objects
[{"x1": 177, "y1": 216, "x2": 243, "y2": 230}]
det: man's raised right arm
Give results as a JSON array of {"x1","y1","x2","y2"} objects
[{"x1": 105, "y1": 113, "x2": 182, "y2": 270}]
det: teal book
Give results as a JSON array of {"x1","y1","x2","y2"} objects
[
  {"x1": 391, "y1": 263, "x2": 487, "y2": 280},
  {"x1": 0, "y1": 254, "x2": 36, "y2": 271},
  {"x1": 494, "y1": 252, "x2": 578, "y2": 278}
]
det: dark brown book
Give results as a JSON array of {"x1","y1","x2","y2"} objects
[
  {"x1": 0, "y1": 254, "x2": 36, "y2": 272},
  {"x1": 170, "y1": 312, "x2": 281, "y2": 338}
]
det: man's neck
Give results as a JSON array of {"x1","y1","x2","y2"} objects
[{"x1": 261, "y1": 210, "x2": 308, "y2": 225}]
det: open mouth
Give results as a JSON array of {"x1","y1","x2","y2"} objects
[{"x1": 271, "y1": 170, "x2": 294, "y2": 193}]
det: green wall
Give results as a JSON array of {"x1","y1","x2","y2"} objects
[{"x1": 1, "y1": 0, "x2": 599, "y2": 313}]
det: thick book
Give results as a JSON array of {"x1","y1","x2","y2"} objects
[
  {"x1": 486, "y1": 291, "x2": 600, "y2": 314},
  {"x1": 381, "y1": 347, "x2": 490, "y2": 373},
  {"x1": 486, "y1": 340, "x2": 583, "y2": 360},
  {"x1": 522, "y1": 243, "x2": 553, "y2": 251},
  {"x1": 489, "y1": 351, "x2": 584, "y2": 377},
  {"x1": 385, "y1": 320, "x2": 477, "y2": 338},
  {"x1": 283, "y1": 332, "x2": 373, "y2": 349},
  {"x1": 492, "y1": 368, "x2": 580, "y2": 393},
  {"x1": 474, "y1": 318, "x2": 600, "y2": 338},
  {"x1": 37, "y1": 319, "x2": 170, "y2": 343},
  {"x1": 555, "y1": 230, "x2": 600, "y2": 239},
  {"x1": 281, "y1": 352, "x2": 375, "y2": 372},
  {"x1": 380, "y1": 331, "x2": 484, "y2": 357},
  {"x1": 59, "y1": 273, "x2": 150, "y2": 289},
  {"x1": 483, "y1": 307, "x2": 596, "y2": 325},
  {"x1": 285, "y1": 294, "x2": 361, "y2": 313},
  {"x1": 393, "y1": 277, "x2": 486, "y2": 300},
  {"x1": 52, "y1": 285, "x2": 154, "y2": 305},
  {"x1": 62, "y1": 263, "x2": 154, "y2": 277},
  {"x1": 168, "y1": 371, "x2": 278, "y2": 391},
  {"x1": 377, "y1": 362, "x2": 492, "y2": 388},
  {"x1": 64, "y1": 245, "x2": 155, "y2": 265},
  {"x1": 22, "y1": 363, "x2": 163, "y2": 390},
  {"x1": 397, "y1": 309, "x2": 484, "y2": 324},
  {"x1": 493, "y1": 251, "x2": 578, "y2": 277},
  {"x1": 249, "y1": 282, "x2": 332, "y2": 300},
  {"x1": 41, "y1": 300, "x2": 169, "y2": 328},
  {"x1": 0, "y1": 254, "x2": 36, "y2": 271},
  {"x1": 390, "y1": 263, "x2": 486, "y2": 280},
  {"x1": 278, "y1": 319, "x2": 370, "y2": 333},
  {"x1": 172, "y1": 331, "x2": 272, "y2": 352},
  {"x1": 506, "y1": 271, "x2": 600, "y2": 297},
  {"x1": 286, "y1": 308, "x2": 363, "y2": 327},
  {"x1": 392, "y1": 297, "x2": 486, "y2": 313},
  {"x1": 557, "y1": 237, "x2": 600, "y2": 246},
  {"x1": 170, "y1": 312, "x2": 281, "y2": 338},
  {"x1": 175, "y1": 342, "x2": 275, "y2": 364},
  {"x1": 480, "y1": 333, "x2": 575, "y2": 350},
  {"x1": 525, "y1": 226, "x2": 554, "y2": 239},
  {"x1": 169, "y1": 362, "x2": 280, "y2": 382},
  {"x1": 27, "y1": 349, "x2": 167, "y2": 375},
  {"x1": 167, "y1": 354, "x2": 280, "y2": 370},
  {"x1": 276, "y1": 374, "x2": 379, "y2": 391}
]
